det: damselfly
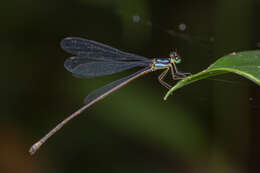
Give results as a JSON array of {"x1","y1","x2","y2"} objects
[{"x1": 29, "y1": 37, "x2": 190, "y2": 155}]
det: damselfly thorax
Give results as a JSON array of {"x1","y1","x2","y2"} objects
[{"x1": 151, "y1": 52, "x2": 190, "y2": 89}]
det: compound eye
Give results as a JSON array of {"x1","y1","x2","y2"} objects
[
  {"x1": 170, "y1": 51, "x2": 182, "y2": 63},
  {"x1": 171, "y1": 52, "x2": 181, "y2": 64},
  {"x1": 174, "y1": 56, "x2": 181, "y2": 64}
]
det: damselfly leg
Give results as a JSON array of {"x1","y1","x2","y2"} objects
[
  {"x1": 158, "y1": 68, "x2": 172, "y2": 89},
  {"x1": 171, "y1": 63, "x2": 191, "y2": 80}
]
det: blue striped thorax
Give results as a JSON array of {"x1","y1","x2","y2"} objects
[
  {"x1": 156, "y1": 58, "x2": 170, "y2": 64},
  {"x1": 151, "y1": 52, "x2": 182, "y2": 70},
  {"x1": 152, "y1": 58, "x2": 171, "y2": 69}
]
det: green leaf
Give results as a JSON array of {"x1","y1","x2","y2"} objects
[{"x1": 164, "y1": 50, "x2": 260, "y2": 100}]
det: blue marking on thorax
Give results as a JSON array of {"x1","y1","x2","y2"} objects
[
  {"x1": 154, "y1": 63, "x2": 168, "y2": 67},
  {"x1": 155, "y1": 58, "x2": 170, "y2": 64}
]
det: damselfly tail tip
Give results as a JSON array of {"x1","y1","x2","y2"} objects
[
  {"x1": 29, "y1": 147, "x2": 36, "y2": 155},
  {"x1": 29, "y1": 141, "x2": 42, "y2": 155}
]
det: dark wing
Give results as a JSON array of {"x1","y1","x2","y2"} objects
[
  {"x1": 84, "y1": 67, "x2": 152, "y2": 105},
  {"x1": 64, "y1": 56, "x2": 150, "y2": 78},
  {"x1": 61, "y1": 37, "x2": 148, "y2": 61}
]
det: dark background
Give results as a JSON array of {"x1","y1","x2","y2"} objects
[{"x1": 3, "y1": 0, "x2": 260, "y2": 172}]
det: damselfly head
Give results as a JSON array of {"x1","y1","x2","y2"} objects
[{"x1": 170, "y1": 51, "x2": 181, "y2": 64}]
